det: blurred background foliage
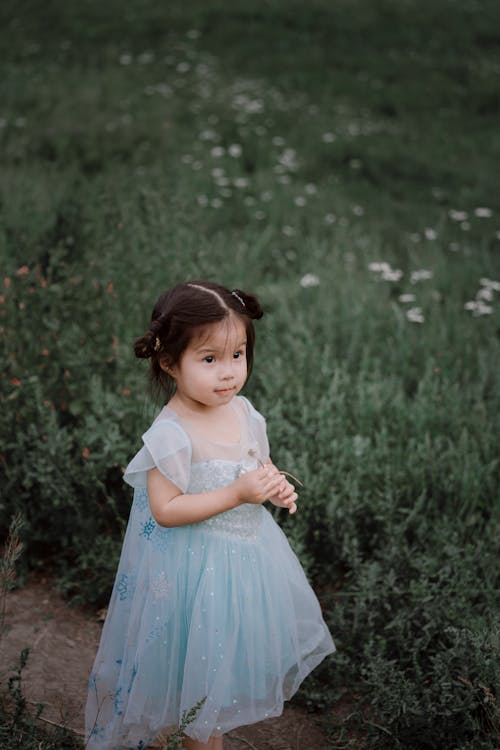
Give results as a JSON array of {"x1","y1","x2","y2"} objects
[{"x1": 1, "y1": 1, "x2": 499, "y2": 747}]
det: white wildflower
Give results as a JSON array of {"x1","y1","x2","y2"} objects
[
  {"x1": 479, "y1": 277, "x2": 500, "y2": 291},
  {"x1": 410, "y1": 269, "x2": 433, "y2": 284},
  {"x1": 272, "y1": 136, "x2": 285, "y2": 146},
  {"x1": 474, "y1": 207, "x2": 493, "y2": 218},
  {"x1": 228, "y1": 144, "x2": 242, "y2": 158},
  {"x1": 409, "y1": 233, "x2": 421, "y2": 243},
  {"x1": 260, "y1": 190, "x2": 273, "y2": 202},
  {"x1": 176, "y1": 61, "x2": 190, "y2": 73},
  {"x1": 406, "y1": 307, "x2": 424, "y2": 323},
  {"x1": 181, "y1": 154, "x2": 193, "y2": 164},
  {"x1": 243, "y1": 196, "x2": 256, "y2": 206},
  {"x1": 282, "y1": 225, "x2": 295, "y2": 236},
  {"x1": 300, "y1": 274, "x2": 320, "y2": 288},
  {"x1": 211, "y1": 167, "x2": 225, "y2": 178},
  {"x1": 233, "y1": 177, "x2": 249, "y2": 189},
  {"x1": 119, "y1": 53, "x2": 133, "y2": 65},
  {"x1": 368, "y1": 262, "x2": 391, "y2": 273},
  {"x1": 477, "y1": 287, "x2": 493, "y2": 301},
  {"x1": 305, "y1": 183, "x2": 317, "y2": 195},
  {"x1": 352, "y1": 205, "x2": 364, "y2": 216},
  {"x1": 399, "y1": 293, "x2": 416, "y2": 303},
  {"x1": 448, "y1": 242, "x2": 460, "y2": 252},
  {"x1": 464, "y1": 301, "x2": 493, "y2": 315},
  {"x1": 460, "y1": 221, "x2": 470, "y2": 231},
  {"x1": 210, "y1": 198, "x2": 222, "y2": 208},
  {"x1": 254, "y1": 210, "x2": 265, "y2": 220},
  {"x1": 210, "y1": 146, "x2": 225, "y2": 158},
  {"x1": 449, "y1": 209, "x2": 468, "y2": 222},
  {"x1": 324, "y1": 213, "x2": 336, "y2": 224},
  {"x1": 197, "y1": 195, "x2": 208, "y2": 207},
  {"x1": 349, "y1": 158, "x2": 362, "y2": 169},
  {"x1": 322, "y1": 132, "x2": 336, "y2": 143},
  {"x1": 424, "y1": 228, "x2": 437, "y2": 240},
  {"x1": 191, "y1": 161, "x2": 202, "y2": 170},
  {"x1": 382, "y1": 268, "x2": 403, "y2": 281},
  {"x1": 294, "y1": 196, "x2": 307, "y2": 207}
]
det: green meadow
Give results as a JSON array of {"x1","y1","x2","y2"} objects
[{"x1": 1, "y1": 1, "x2": 499, "y2": 747}]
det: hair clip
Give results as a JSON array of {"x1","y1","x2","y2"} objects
[
  {"x1": 231, "y1": 290, "x2": 245, "y2": 306},
  {"x1": 153, "y1": 336, "x2": 161, "y2": 351}
]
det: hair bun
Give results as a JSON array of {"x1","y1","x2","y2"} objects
[
  {"x1": 232, "y1": 288, "x2": 264, "y2": 320},
  {"x1": 134, "y1": 330, "x2": 156, "y2": 359}
]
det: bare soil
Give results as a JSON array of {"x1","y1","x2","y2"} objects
[{"x1": 1, "y1": 575, "x2": 331, "y2": 749}]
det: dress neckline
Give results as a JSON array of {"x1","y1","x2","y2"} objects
[{"x1": 161, "y1": 399, "x2": 243, "y2": 447}]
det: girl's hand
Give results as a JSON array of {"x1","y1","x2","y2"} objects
[
  {"x1": 246, "y1": 459, "x2": 299, "y2": 514},
  {"x1": 263, "y1": 460, "x2": 298, "y2": 514},
  {"x1": 234, "y1": 465, "x2": 286, "y2": 506}
]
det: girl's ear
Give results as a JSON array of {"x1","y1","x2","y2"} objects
[{"x1": 159, "y1": 355, "x2": 175, "y2": 377}]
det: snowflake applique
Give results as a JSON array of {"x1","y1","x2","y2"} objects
[
  {"x1": 151, "y1": 571, "x2": 170, "y2": 600},
  {"x1": 117, "y1": 574, "x2": 128, "y2": 601},
  {"x1": 140, "y1": 517, "x2": 156, "y2": 540}
]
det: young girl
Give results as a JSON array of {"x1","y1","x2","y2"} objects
[{"x1": 85, "y1": 280, "x2": 335, "y2": 750}]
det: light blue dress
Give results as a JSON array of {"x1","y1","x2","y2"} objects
[{"x1": 85, "y1": 396, "x2": 335, "y2": 748}]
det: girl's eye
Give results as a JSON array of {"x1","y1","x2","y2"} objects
[
  {"x1": 234, "y1": 351, "x2": 244, "y2": 359},
  {"x1": 204, "y1": 356, "x2": 215, "y2": 364}
]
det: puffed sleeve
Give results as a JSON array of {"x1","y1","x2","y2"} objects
[
  {"x1": 123, "y1": 418, "x2": 192, "y2": 493},
  {"x1": 239, "y1": 395, "x2": 270, "y2": 463}
]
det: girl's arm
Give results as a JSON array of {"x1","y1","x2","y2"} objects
[{"x1": 147, "y1": 465, "x2": 285, "y2": 527}]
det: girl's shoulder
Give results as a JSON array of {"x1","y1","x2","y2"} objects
[
  {"x1": 123, "y1": 410, "x2": 192, "y2": 490},
  {"x1": 236, "y1": 395, "x2": 267, "y2": 423}
]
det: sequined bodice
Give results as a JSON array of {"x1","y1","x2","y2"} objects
[{"x1": 188, "y1": 456, "x2": 263, "y2": 540}]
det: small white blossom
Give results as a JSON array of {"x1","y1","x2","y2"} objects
[
  {"x1": 233, "y1": 177, "x2": 249, "y2": 189},
  {"x1": 409, "y1": 233, "x2": 421, "y2": 243},
  {"x1": 119, "y1": 53, "x2": 132, "y2": 65},
  {"x1": 211, "y1": 167, "x2": 225, "y2": 178},
  {"x1": 272, "y1": 136, "x2": 285, "y2": 146},
  {"x1": 210, "y1": 146, "x2": 225, "y2": 158},
  {"x1": 449, "y1": 209, "x2": 468, "y2": 222},
  {"x1": 324, "y1": 213, "x2": 336, "y2": 224},
  {"x1": 176, "y1": 61, "x2": 190, "y2": 73},
  {"x1": 197, "y1": 194, "x2": 209, "y2": 207},
  {"x1": 399, "y1": 293, "x2": 416, "y2": 303},
  {"x1": 460, "y1": 221, "x2": 470, "y2": 231},
  {"x1": 448, "y1": 242, "x2": 460, "y2": 252},
  {"x1": 305, "y1": 183, "x2": 317, "y2": 194},
  {"x1": 210, "y1": 198, "x2": 222, "y2": 208},
  {"x1": 243, "y1": 196, "x2": 256, "y2": 206},
  {"x1": 424, "y1": 228, "x2": 437, "y2": 240},
  {"x1": 410, "y1": 269, "x2": 433, "y2": 284},
  {"x1": 260, "y1": 190, "x2": 273, "y2": 202},
  {"x1": 300, "y1": 274, "x2": 320, "y2": 288},
  {"x1": 228, "y1": 144, "x2": 242, "y2": 158},
  {"x1": 382, "y1": 269, "x2": 403, "y2": 281},
  {"x1": 254, "y1": 210, "x2": 265, "y2": 220},
  {"x1": 368, "y1": 262, "x2": 391, "y2": 273},
  {"x1": 406, "y1": 307, "x2": 424, "y2": 323},
  {"x1": 282, "y1": 225, "x2": 295, "y2": 236},
  {"x1": 352, "y1": 205, "x2": 364, "y2": 216},
  {"x1": 294, "y1": 196, "x2": 307, "y2": 207},
  {"x1": 464, "y1": 301, "x2": 493, "y2": 315},
  {"x1": 139, "y1": 51, "x2": 154, "y2": 64},
  {"x1": 322, "y1": 132, "x2": 336, "y2": 142},
  {"x1": 474, "y1": 207, "x2": 493, "y2": 218},
  {"x1": 477, "y1": 287, "x2": 493, "y2": 301},
  {"x1": 479, "y1": 277, "x2": 500, "y2": 291}
]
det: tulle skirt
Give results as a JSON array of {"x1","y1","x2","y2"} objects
[{"x1": 85, "y1": 489, "x2": 335, "y2": 748}]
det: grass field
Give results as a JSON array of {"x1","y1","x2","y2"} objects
[{"x1": 1, "y1": 1, "x2": 500, "y2": 748}]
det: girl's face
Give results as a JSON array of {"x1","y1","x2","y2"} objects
[{"x1": 167, "y1": 315, "x2": 248, "y2": 411}]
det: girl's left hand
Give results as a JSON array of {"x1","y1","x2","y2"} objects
[{"x1": 263, "y1": 461, "x2": 298, "y2": 514}]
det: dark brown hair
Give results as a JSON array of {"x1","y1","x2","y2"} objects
[{"x1": 134, "y1": 280, "x2": 264, "y2": 403}]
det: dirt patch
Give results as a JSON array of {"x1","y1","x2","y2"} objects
[{"x1": 1, "y1": 575, "x2": 330, "y2": 749}]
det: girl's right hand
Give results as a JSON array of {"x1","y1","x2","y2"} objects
[{"x1": 234, "y1": 466, "x2": 285, "y2": 506}]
